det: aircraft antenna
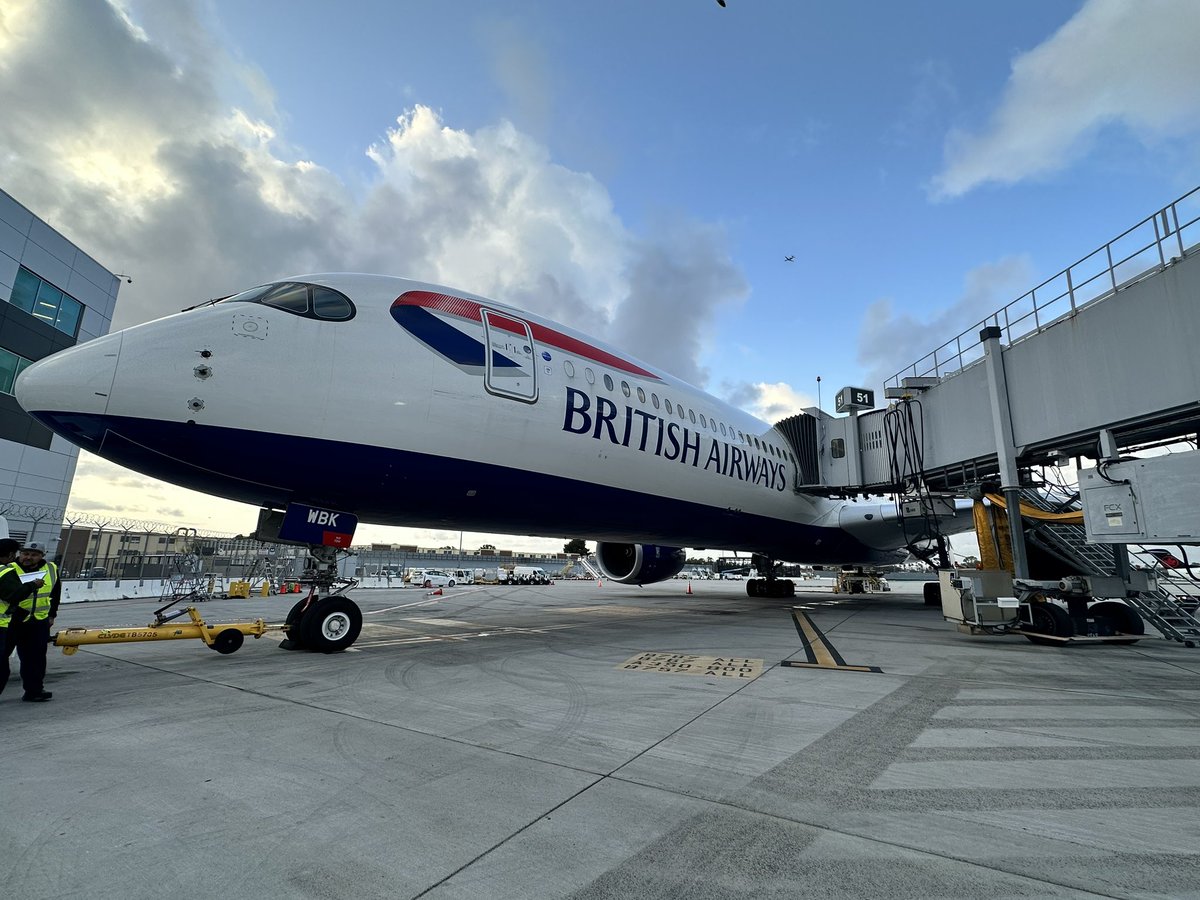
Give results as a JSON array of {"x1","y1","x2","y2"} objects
[{"x1": 816, "y1": 375, "x2": 822, "y2": 412}]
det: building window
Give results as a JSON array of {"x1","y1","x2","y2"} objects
[
  {"x1": 9, "y1": 267, "x2": 83, "y2": 338},
  {"x1": 0, "y1": 348, "x2": 33, "y2": 395}
]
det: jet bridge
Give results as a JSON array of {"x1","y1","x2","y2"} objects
[{"x1": 777, "y1": 186, "x2": 1200, "y2": 645}]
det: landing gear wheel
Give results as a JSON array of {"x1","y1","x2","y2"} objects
[
  {"x1": 301, "y1": 596, "x2": 362, "y2": 653},
  {"x1": 211, "y1": 628, "x2": 244, "y2": 654},
  {"x1": 923, "y1": 582, "x2": 941, "y2": 607},
  {"x1": 1024, "y1": 602, "x2": 1074, "y2": 646},
  {"x1": 1089, "y1": 600, "x2": 1144, "y2": 644},
  {"x1": 280, "y1": 597, "x2": 312, "y2": 650}
]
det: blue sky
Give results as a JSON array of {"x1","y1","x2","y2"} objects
[{"x1": 1, "y1": 0, "x2": 1198, "y2": 550}]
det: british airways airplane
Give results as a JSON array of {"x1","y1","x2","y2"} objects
[{"x1": 15, "y1": 274, "x2": 972, "y2": 650}]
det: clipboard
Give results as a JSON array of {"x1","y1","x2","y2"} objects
[{"x1": 18, "y1": 571, "x2": 44, "y2": 584}]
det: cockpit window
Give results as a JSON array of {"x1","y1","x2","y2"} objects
[
  {"x1": 262, "y1": 283, "x2": 310, "y2": 314},
  {"x1": 224, "y1": 281, "x2": 355, "y2": 321},
  {"x1": 312, "y1": 287, "x2": 354, "y2": 320}
]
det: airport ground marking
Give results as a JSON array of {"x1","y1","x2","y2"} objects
[
  {"x1": 783, "y1": 608, "x2": 882, "y2": 674},
  {"x1": 618, "y1": 651, "x2": 763, "y2": 679}
]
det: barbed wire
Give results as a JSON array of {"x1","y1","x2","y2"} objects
[{"x1": 0, "y1": 503, "x2": 239, "y2": 539}]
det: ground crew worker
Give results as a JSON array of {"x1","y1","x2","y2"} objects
[
  {"x1": 0, "y1": 538, "x2": 21, "y2": 697},
  {"x1": 0, "y1": 541, "x2": 60, "y2": 702}
]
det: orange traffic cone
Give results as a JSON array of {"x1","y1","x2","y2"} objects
[
  {"x1": 432, "y1": 588, "x2": 443, "y2": 596},
  {"x1": 597, "y1": 578, "x2": 603, "y2": 587},
  {"x1": 686, "y1": 581, "x2": 693, "y2": 595}
]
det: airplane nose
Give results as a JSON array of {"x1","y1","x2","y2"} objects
[{"x1": 15, "y1": 333, "x2": 122, "y2": 424}]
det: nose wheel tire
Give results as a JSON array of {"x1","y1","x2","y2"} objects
[
  {"x1": 281, "y1": 597, "x2": 313, "y2": 650},
  {"x1": 300, "y1": 596, "x2": 363, "y2": 653}
]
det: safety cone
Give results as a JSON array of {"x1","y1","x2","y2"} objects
[
  {"x1": 686, "y1": 581, "x2": 693, "y2": 595},
  {"x1": 432, "y1": 588, "x2": 443, "y2": 596},
  {"x1": 597, "y1": 578, "x2": 603, "y2": 587}
]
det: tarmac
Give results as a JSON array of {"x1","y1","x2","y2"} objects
[{"x1": 3, "y1": 578, "x2": 1200, "y2": 899}]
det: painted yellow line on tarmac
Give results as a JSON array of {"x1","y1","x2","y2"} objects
[{"x1": 783, "y1": 608, "x2": 882, "y2": 674}]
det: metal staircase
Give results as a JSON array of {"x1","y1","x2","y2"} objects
[
  {"x1": 1018, "y1": 488, "x2": 1200, "y2": 646},
  {"x1": 578, "y1": 554, "x2": 603, "y2": 581}
]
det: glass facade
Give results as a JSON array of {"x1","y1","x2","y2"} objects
[
  {"x1": 9, "y1": 267, "x2": 83, "y2": 338},
  {"x1": 0, "y1": 346, "x2": 33, "y2": 394}
]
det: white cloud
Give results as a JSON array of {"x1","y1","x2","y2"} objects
[
  {"x1": 0, "y1": 1, "x2": 745, "y2": 546},
  {"x1": 723, "y1": 381, "x2": 815, "y2": 424},
  {"x1": 857, "y1": 256, "x2": 1033, "y2": 390},
  {"x1": 931, "y1": 0, "x2": 1200, "y2": 199}
]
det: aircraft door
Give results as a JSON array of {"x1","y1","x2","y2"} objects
[{"x1": 481, "y1": 309, "x2": 538, "y2": 403}]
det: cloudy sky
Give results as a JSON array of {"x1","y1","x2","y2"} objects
[{"x1": 2, "y1": 0, "x2": 1198, "y2": 553}]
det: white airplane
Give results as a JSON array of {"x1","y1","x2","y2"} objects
[{"x1": 15, "y1": 274, "x2": 973, "y2": 650}]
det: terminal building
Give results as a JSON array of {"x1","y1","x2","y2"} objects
[{"x1": 0, "y1": 187, "x2": 122, "y2": 546}]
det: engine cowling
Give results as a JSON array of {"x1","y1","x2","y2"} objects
[{"x1": 595, "y1": 543, "x2": 687, "y2": 585}]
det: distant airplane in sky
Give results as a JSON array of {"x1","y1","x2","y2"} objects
[
  {"x1": 15, "y1": 273, "x2": 972, "y2": 650},
  {"x1": 784, "y1": 255, "x2": 795, "y2": 262}
]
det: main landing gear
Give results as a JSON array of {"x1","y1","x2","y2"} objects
[
  {"x1": 279, "y1": 544, "x2": 362, "y2": 653},
  {"x1": 746, "y1": 555, "x2": 796, "y2": 598}
]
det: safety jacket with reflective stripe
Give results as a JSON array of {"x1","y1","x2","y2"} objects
[
  {"x1": 4, "y1": 561, "x2": 57, "y2": 621},
  {"x1": 0, "y1": 595, "x2": 11, "y2": 628}
]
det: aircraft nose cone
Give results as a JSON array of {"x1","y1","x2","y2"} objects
[{"x1": 15, "y1": 333, "x2": 122, "y2": 422}]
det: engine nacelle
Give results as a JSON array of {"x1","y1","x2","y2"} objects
[{"x1": 595, "y1": 543, "x2": 687, "y2": 585}]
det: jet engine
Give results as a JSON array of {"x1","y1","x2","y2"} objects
[{"x1": 595, "y1": 543, "x2": 687, "y2": 585}]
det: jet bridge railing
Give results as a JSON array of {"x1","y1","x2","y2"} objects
[{"x1": 885, "y1": 185, "x2": 1200, "y2": 389}]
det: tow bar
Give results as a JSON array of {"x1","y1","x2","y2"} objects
[{"x1": 51, "y1": 600, "x2": 282, "y2": 656}]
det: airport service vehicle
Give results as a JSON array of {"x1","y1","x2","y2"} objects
[
  {"x1": 15, "y1": 274, "x2": 974, "y2": 651},
  {"x1": 505, "y1": 566, "x2": 550, "y2": 585},
  {"x1": 409, "y1": 569, "x2": 456, "y2": 588}
]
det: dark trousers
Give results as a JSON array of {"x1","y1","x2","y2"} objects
[
  {"x1": 0, "y1": 625, "x2": 8, "y2": 695},
  {"x1": 8, "y1": 617, "x2": 50, "y2": 696}
]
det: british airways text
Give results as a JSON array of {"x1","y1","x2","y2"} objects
[{"x1": 562, "y1": 388, "x2": 787, "y2": 491}]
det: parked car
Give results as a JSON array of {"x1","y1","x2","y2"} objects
[{"x1": 410, "y1": 569, "x2": 456, "y2": 588}]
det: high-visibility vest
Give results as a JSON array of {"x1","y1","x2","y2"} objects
[
  {"x1": 5, "y1": 561, "x2": 57, "y2": 621},
  {"x1": 0, "y1": 595, "x2": 11, "y2": 628}
]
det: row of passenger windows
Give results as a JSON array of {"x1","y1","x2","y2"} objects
[
  {"x1": 8, "y1": 267, "x2": 83, "y2": 338},
  {"x1": 560, "y1": 360, "x2": 796, "y2": 464}
]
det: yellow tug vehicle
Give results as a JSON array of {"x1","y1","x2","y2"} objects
[{"x1": 52, "y1": 604, "x2": 276, "y2": 655}]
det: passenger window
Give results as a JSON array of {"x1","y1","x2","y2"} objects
[
  {"x1": 665, "y1": 399, "x2": 673, "y2": 415},
  {"x1": 688, "y1": 409, "x2": 696, "y2": 424},
  {"x1": 678, "y1": 405, "x2": 686, "y2": 420},
  {"x1": 585, "y1": 367, "x2": 595, "y2": 385},
  {"x1": 564, "y1": 361, "x2": 575, "y2": 378},
  {"x1": 720, "y1": 423, "x2": 727, "y2": 436},
  {"x1": 652, "y1": 393, "x2": 660, "y2": 409},
  {"x1": 621, "y1": 380, "x2": 631, "y2": 398},
  {"x1": 699, "y1": 414, "x2": 707, "y2": 428},
  {"x1": 603, "y1": 374, "x2": 614, "y2": 391},
  {"x1": 637, "y1": 386, "x2": 646, "y2": 403}
]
